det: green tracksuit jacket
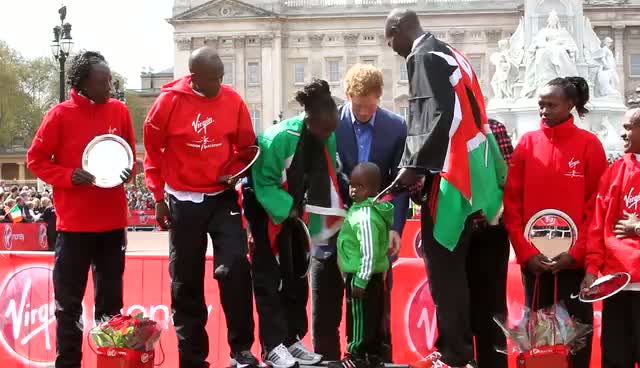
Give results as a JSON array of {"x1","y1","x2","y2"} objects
[{"x1": 337, "y1": 198, "x2": 394, "y2": 289}]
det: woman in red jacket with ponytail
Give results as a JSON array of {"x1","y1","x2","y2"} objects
[{"x1": 503, "y1": 77, "x2": 607, "y2": 368}]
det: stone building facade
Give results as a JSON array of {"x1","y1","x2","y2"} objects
[{"x1": 167, "y1": 0, "x2": 640, "y2": 133}]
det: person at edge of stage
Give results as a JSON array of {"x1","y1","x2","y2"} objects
[{"x1": 27, "y1": 50, "x2": 135, "y2": 368}]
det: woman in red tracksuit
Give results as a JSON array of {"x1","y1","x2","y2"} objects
[
  {"x1": 503, "y1": 77, "x2": 608, "y2": 368},
  {"x1": 583, "y1": 108, "x2": 640, "y2": 368}
]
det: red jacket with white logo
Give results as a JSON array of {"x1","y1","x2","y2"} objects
[
  {"x1": 503, "y1": 117, "x2": 607, "y2": 266},
  {"x1": 586, "y1": 154, "x2": 640, "y2": 282},
  {"x1": 143, "y1": 76, "x2": 256, "y2": 201},
  {"x1": 27, "y1": 89, "x2": 136, "y2": 232}
]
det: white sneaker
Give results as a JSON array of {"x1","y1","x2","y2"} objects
[
  {"x1": 264, "y1": 344, "x2": 298, "y2": 368},
  {"x1": 287, "y1": 341, "x2": 322, "y2": 365}
]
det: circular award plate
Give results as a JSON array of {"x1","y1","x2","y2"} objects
[
  {"x1": 524, "y1": 209, "x2": 578, "y2": 260},
  {"x1": 82, "y1": 134, "x2": 134, "y2": 188},
  {"x1": 578, "y1": 272, "x2": 631, "y2": 303}
]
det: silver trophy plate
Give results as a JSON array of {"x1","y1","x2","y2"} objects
[
  {"x1": 82, "y1": 134, "x2": 134, "y2": 188},
  {"x1": 524, "y1": 209, "x2": 578, "y2": 260}
]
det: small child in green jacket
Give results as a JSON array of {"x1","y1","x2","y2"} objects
[{"x1": 332, "y1": 162, "x2": 394, "y2": 368}]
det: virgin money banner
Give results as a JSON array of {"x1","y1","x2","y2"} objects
[
  {"x1": 127, "y1": 210, "x2": 157, "y2": 228},
  {"x1": 0, "y1": 223, "x2": 48, "y2": 251},
  {"x1": 0, "y1": 224, "x2": 604, "y2": 368}
]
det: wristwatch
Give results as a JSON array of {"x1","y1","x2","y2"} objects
[{"x1": 634, "y1": 222, "x2": 640, "y2": 237}]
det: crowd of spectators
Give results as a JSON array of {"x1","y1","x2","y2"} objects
[
  {"x1": 0, "y1": 182, "x2": 54, "y2": 223},
  {"x1": 126, "y1": 186, "x2": 155, "y2": 210}
]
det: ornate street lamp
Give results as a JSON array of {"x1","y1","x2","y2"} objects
[{"x1": 51, "y1": 6, "x2": 73, "y2": 102}]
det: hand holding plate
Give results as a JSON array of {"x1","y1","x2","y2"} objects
[
  {"x1": 120, "y1": 168, "x2": 134, "y2": 184},
  {"x1": 217, "y1": 175, "x2": 239, "y2": 189},
  {"x1": 580, "y1": 273, "x2": 597, "y2": 293},
  {"x1": 72, "y1": 168, "x2": 96, "y2": 186},
  {"x1": 525, "y1": 254, "x2": 552, "y2": 274},
  {"x1": 549, "y1": 252, "x2": 576, "y2": 273}
]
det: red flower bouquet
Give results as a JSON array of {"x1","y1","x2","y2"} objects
[{"x1": 90, "y1": 313, "x2": 163, "y2": 368}]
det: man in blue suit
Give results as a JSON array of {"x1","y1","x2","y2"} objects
[{"x1": 310, "y1": 63, "x2": 409, "y2": 364}]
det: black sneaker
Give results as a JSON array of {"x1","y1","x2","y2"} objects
[
  {"x1": 231, "y1": 350, "x2": 260, "y2": 368},
  {"x1": 367, "y1": 355, "x2": 385, "y2": 368},
  {"x1": 327, "y1": 355, "x2": 369, "y2": 368}
]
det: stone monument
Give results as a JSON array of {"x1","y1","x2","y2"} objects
[{"x1": 487, "y1": 0, "x2": 626, "y2": 155}]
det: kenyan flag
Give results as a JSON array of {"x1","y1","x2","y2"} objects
[
  {"x1": 406, "y1": 43, "x2": 507, "y2": 251},
  {"x1": 430, "y1": 124, "x2": 507, "y2": 250}
]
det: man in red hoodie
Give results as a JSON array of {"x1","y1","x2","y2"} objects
[
  {"x1": 143, "y1": 46, "x2": 257, "y2": 368},
  {"x1": 583, "y1": 108, "x2": 640, "y2": 368},
  {"x1": 503, "y1": 77, "x2": 608, "y2": 368},
  {"x1": 27, "y1": 51, "x2": 135, "y2": 368}
]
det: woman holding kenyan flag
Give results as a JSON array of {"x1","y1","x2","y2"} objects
[{"x1": 242, "y1": 79, "x2": 346, "y2": 368}]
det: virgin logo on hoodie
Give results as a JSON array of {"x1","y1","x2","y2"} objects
[
  {"x1": 192, "y1": 113, "x2": 214, "y2": 135},
  {"x1": 624, "y1": 187, "x2": 640, "y2": 213},
  {"x1": 187, "y1": 113, "x2": 221, "y2": 151},
  {"x1": 565, "y1": 157, "x2": 584, "y2": 178}
]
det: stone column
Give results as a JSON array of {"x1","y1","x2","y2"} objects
[
  {"x1": 18, "y1": 163, "x2": 25, "y2": 182},
  {"x1": 272, "y1": 33, "x2": 283, "y2": 125},
  {"x1": 261, "y1": 35, "x2": 275, "y2": 132},
  {"x1": 309, "y1": 34, "x2": 324, "y2": 78},
  {"x1": 233, "y1": 36, "x2": 246, "y2": 97},
  {"x1": 613, "y1": 25, "x2": 626, "y2": 95},
  {"x1": 174, "y1": 37, "x2": 192, "y2": 78}
]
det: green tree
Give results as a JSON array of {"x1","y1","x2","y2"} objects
[
  {"x1": 0, "y1": 41, "x2": 28, "y2": 146},
  {"x1": 13, "y1": 57, "x2": 57, "y2": 145}
]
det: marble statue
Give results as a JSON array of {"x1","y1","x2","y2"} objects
[
  {"x1": 520, "y1": 10, "x2": 579, "y2": 98},
  {"x1": 597, "y1": 115, "x2": 624, "y2": 152},
  {"x1": 490, "y1": 39, "x2": 518, "y2": 99},
  {"x1": 593, "y1": 37, "x2": 620, "y2": 97}
]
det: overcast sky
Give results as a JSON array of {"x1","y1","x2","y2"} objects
[{"x1": 0, "y1": 0, "x2": 175, "y2": 89}]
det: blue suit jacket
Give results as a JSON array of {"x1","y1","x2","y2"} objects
[
  {"x1": 314, "y1": 105, "x2": 409, "y2": 260},
  {"x1": 336, "y1": 104, "x2": 409, "y2": 233}
]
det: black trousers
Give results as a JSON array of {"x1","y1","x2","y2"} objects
[
  {"x1": 310, "y1": 253, "x2": 393, "y2": 361},
  {"x1": 54, "y1": 229, "x2": 126, "y2": 368},
  {"x1": 421, "y1": 213, "x2": 475, "y2": 366},
  {"x1": 243, "y1": 188, "x2": 308, "y2": 353},
  {"x1": 522, "y1": 269, "x2": 593, "y2": 368},
  {"x1": 345, "y1": 273, "x2": 385, "y2": 358},
  {"x1": 168, "y1": 191, "x2": 255, "y2": 368},
  {"x1": 601, "y1": 290, "x2": 640, "y2": 368},
  {"x1": 468, "y1": 224, "x2": 510, "y2": 368}
]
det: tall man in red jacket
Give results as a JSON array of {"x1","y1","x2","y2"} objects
[
  {"x1": 583, "y1": 108, "x2": 640, "y2": 368},
  {"x1": 143, "y1": 46, "x2": 258, "y2": 368},
  {"x1": 27, "y1": 51, "x2": 135, "y2": 368}
]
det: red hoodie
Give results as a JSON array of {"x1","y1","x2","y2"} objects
[
  {"x1": 586, "y1": 154, "x2": 640, "y2": 282},
  {"x1": 27, "y1": 89, "x2": 135, "y2": 232},
  {"x1": 143, "y1": 76, "x2": 256, "y2": 201},
  {"x1": 503, "y1": 117, "x2": 607, "y2": 266}
]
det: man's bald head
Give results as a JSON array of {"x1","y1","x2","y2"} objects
[
  {"x1": 627, "y1": 108, "x2": 640, "y2": 125},
  {"x1": 189, "y1": 46, "x2": 224, "y2": 73},
  {"x1": 188, "y1": 46, "x2": 225, "y2": 98},
  {"x1": 622, "y1": 108, "x2": 640, "y2": 154},
  {"x1": 384, "y1": 9, "x2": 424, "y2": 59}
]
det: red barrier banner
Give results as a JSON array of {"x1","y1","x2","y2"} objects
[
  {"x1": 0, "y1": 223, "x2": 48, "y2": 251},
  {"x1": 0, "y1": 220, "x2": 604, "y2": 368},
  {"x1": 128, "y1": 210, "x2": 157, "y2": 228}
]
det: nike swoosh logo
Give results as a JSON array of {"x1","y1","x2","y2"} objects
[{"x1": 230, "y1": 211, "x2": 241, "y2": 216}]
